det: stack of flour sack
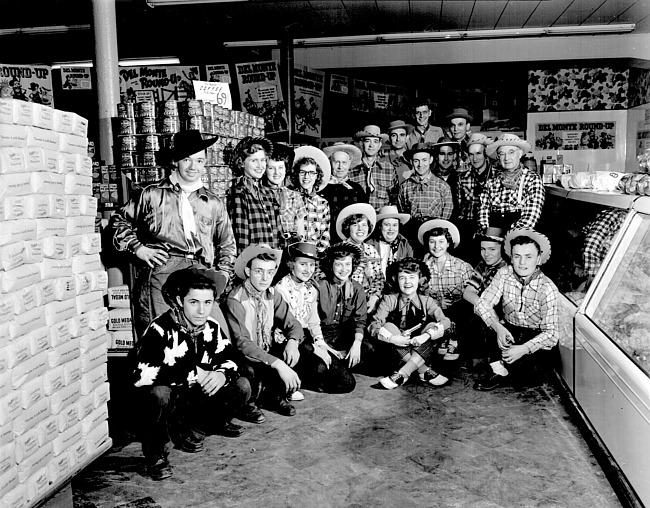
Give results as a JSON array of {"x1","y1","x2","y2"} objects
[{"x1": 0, "y1": 99, "x2": 112, "y2": 507}]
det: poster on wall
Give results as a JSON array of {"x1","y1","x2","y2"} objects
[
  {"x1": 293, "y1": 65, "x2": 324, "y2": 137},
  {"x1": 118, "y1": 65, "x2": 199, "y2": 103},
  {"x1": 535, "y1": 121, "x2": 616, "y2": 150},
  {"x1": 205, "y1": 64, "x2": 231, "y2": 84},
  {"x1": 61, "y1": 67, "x2": 92, "y2": 90},
  {"x1": 352, "y1": 79, "x2": 408, "y2": 116},
  {"x1": 0, "y1": 64, "x2": 53, "y2": 106},
  {"x1": 193, "y1": 80, "x2": 232, "y2": 109},
  {"x1": 329, "y1": 74, "x2": 349, "y2": 94},
  {"x1": 235, "y1": 60, "x2": 287, "y2": 134}
]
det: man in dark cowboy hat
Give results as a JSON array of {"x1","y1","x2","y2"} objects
[
  {"x1": 381, "y1": 120, "x2": 414, "y2": 184},
  {"x1": 111, "y1": 130, "x2": 236, "y2": 337}
]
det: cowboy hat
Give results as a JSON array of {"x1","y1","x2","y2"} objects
[
  {"x1": 403, "y1": 142, "x2": 436, "y2": 161},
  {"x1": 294, "y1": 145, "x2": 331, "y2": 191},
  {"x1": 353, "y1": 125, "x2": 389, "y2": 143},
  {"x1": 467, "y1": 133, "x2": 492, "y2": 147},
  {"x1": 336, "y1": 203, "x2": 376, "y2": 241},
  {"x1": 234, "y1": 244, "x2": 283, "y2": 280},
  {"x1": 322, "y1": 142, "x2": 362, "y2": 169},
  {"x1": 231, "y1": 136, "x2": 273, "y2": 172},
  {"x1": 386, "y1": 120, "x2": 414, "y2": 135},
  {"x1": 271, "y1": 142, "x2": 296, "y2": 167},
  {"x1": 475, "y1": 226, "x2": 504, "y2": 243},
  {"x1": 418, "y1": 219, "x2": 461, "y2": 248},
  {"x1": 486, "y1": 134, "x2": 532, "y2": 158},
  {"x1": 169, "y1": 130, "x2": 219, "y2": 162},
  {"x1": 505, "y1": 228, "x2": 551, "y2": 265},
  {"x1": 286, "y1": 241, "x2": 323, "y2": 261},
  {"x1": 445, "y1": 108, "x2": 473, "y2": 122},
  {"x1": 430, "y1": 136, "x2": 461, "y2": 153},
  {"x1": 376, "y1": 205, "x2": 410, "y2": 225}
]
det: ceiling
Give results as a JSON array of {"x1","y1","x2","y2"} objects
[{"x1": 0, "y1": 0, "x2": 648, "y2": 64}]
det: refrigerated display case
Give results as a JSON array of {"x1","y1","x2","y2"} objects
[{"x1": 540, "y1": 185, "x2": 650, "y2": 507}]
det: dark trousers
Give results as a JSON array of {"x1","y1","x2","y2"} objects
[
  {"x1": 138, "y1": 379, "x2": 251, "y2": 462},
  {"x1": 293, "y1": 341, "x2": 356, "y2": 394}
]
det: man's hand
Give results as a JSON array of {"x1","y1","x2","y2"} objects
[
  {"x1": 312, "y1": 343, "x2": 332, "y2": 368},
  {"x1": 502, "y1": 344, "x2": 528, "y2": 364},
  {"x1": 196, "y1": 367, "x2": 226, "y2": 396},
  {"x1": 495, "y1": 324, "x2": 514, "y2": 350},
  {"x1": 273, "y1": 361, "x2": 301, "y2": 393},
  {"x1": 135, "y1": 246, "x2": 169, "y2": 268},
  {"x1": 283, "y1": 339, "x2": 300, "y2": 367},
  {"x1": 391, "y1": 335, "x2": 411, "y2": 347},
  {"x1": 346, "y1": 340, "x2": 362, "y2": 368}
]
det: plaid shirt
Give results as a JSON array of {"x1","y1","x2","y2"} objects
[
  {"x1": 582, "y1": 208, "x2": 627, "y2": 278},
  {"x1": 398, "y1": 173, "x2": 453, "y2": 221},
  {"x1": 475, "y1": 265, "x2": 559, "y2": 352},
  {"x1": 227, "y1": 176, "x2": 282, "y2": 252},
  {"x1": 466, "y1": 258, "x2": 508, "y2": 295},
  {"x1": 342, "y1": 240, "x2": 385, "y2": 299},
  {"x1": 299, "y1": 191, "x2": 331, "y2": 250},
  {"x1": 267, "y1": 186, "x2": 307, "y2": 237},
  {"x1": 424, "y1": 254, "x2": 473, "y2": 308},
  {"x1": 478, "y1": 165, "x2": 545, "y2": 231},
  {"x1": 455, "y1": 161, "x2": 495, "y2": 222},
  {"x1": 348, "y1": 158, "x2": 399, "y2": 212}
]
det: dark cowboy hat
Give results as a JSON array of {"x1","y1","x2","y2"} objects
[
  {"x1": 161, "y1": 267, "x2": 215, "y2": 307},
  {"x1": 286, "y1": 241, "x2": 323, "y2": 261},
  {"x1": 475, "y1": 227, "x2": 504, "y2": 243},
  {"x1": 505, "y1": 228, "x2": 552, "y2": 265},
  {"x1": 386, "y1": 120, "x2": 414, "y2": 135},
  {"x1": 168, "y1": 130, "x2": 219, "y2": 162},
  {"x1": 403, "y1": 142, "x2": 436, "y2": 161},
  {"x1": 445, "y1": 108, "x2": 473, "y2": 122},
  {"x1": 430, "y1": 136, "x2": 461, "y2": 153}
]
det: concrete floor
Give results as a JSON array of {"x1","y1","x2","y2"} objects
[{"x1": 72, "y1": 366, "x2": 621, "y2": 508}]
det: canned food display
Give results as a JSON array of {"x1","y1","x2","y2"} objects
[
  {"x1": 141, "y1": 151, "x2": 158, "y2": 167},
  {"x1": 184, "y1": 99, "x2": 203, "y2": 117},
  {"x1": 142, "y1": 135, "x2": 160, "y2": 151},
  {"x1": 160, "y1": 116, "x2": 181, "y2": 134},
  {"x1": 120, "y1": 152, "x2": 135, "y2": 168},
  {"x1": 120, "y1": 135, "x2": 137, "y2": 151},
  {"x1": 136, "y1": 117, "x2": 157, "y2": 134},
  {"x1": 158, "y1": 100, "x2": 178, "y2": 117},
  {"x1": 119, "y1": 118, "x2": 136, "y2": 135},
  {"x1": 136, "y1": 101, "x2": 156, "y2": 118},
  {"x1": 117, "y1": 103, "x2": 135, "y2": 119}
]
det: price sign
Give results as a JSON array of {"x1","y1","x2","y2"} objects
[{"x1": 192, "y1": 80, "x2": 232, "y2": 109}]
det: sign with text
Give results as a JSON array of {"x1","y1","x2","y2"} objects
[
  {"x1": 235, "y1": 60, "x2": 287, "y2": 134},
  {"x1": 0, "y1": 64, "x2": 53, "y2": 106},
  {"x1": 205, "y1": 64, "x2": 231, "y2": 84},
  {"x1": 193, "y1": 80, "x2": 232, "y2": 109},
  {"x1": 61, "y1": 67, "x2": 92, "y2": 90},
  {"x1": 535, "y1": 121, "x2": 616, "y2": 150},
  {"x1": 352, "y1": 79, "x2": 408, "y2": 116},
  {"x1": 329, "y1": 73, "x2": 349, "y2": 94},
  {"x1": 293, "y1": 65, "x2": 324, "y2": 137},
  {"x1": 118, "y1": 65, "x2": 198, "y2": 103}
]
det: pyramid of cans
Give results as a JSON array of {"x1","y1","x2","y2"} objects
[
  {"x1": 0, "y1": 99, "x2": 111, "y2": 507},
  {"x1": 117, "y1": 99, "x2": 265, "y2": 197}
]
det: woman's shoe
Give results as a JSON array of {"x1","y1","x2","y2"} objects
[
  {"x1": 290, "y1": 390, "x2": 305, "y2": 401},
  {"x1": 419, "y1": 368, "x2": 449, "y2": 387},
  {"x1": 379, "y1": 372, "x2": 408, "y2": 390}
]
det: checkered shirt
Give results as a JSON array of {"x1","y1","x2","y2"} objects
[
  {"x1": 348, "y1": 158, "x2": 399, "y2": 212},
  {"x1": 227, "y1": 176, "x2": 282, "y2": 252},
  {"x1": 475, "y1": 265, "x2": 559, "y2": 352},
  {"x1": 301, "y1": 191, "x2": 331, "y2": 250},
  {"x1": 424, "y1": 254, "x2": 473, "y2": 307},
  {"x1": 455, "y1": 161, "x2": 495, "y2": 222},
  {"x1": 342, "y1": 240, "x2": 385, "y2": 299},
  {"x1": 269, "y1": 186, "x2": 308, "y2": 237},
  {"x1": 582, "y1": 208, "x2": 627, "y2": 278},
  {"x1": 466, "y1": 259, "x2": 508, "y2": 295},
  {"x1": 398, "y1": 173, "x2": 453, "y2": 221},
  {"x1": 477, "y1": 165, "x2": 545, "y2": 231}
]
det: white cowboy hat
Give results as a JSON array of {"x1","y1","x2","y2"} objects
[
  {"x1": 467, "y1": 133, "x2": 492, "y2": 147},
  {"x1": 234, "y1": 244, "x2": 283, "y2": 280},
  {"x1": 418, "y1": 219, "x2": 461, "y2": 248},
  {"x1": 504, "y1": 228, "x2": 551, "y2": 265},
  {"x1": 336, "y1": 203, "x2": 376, "y2": 241},
  {"x1": 353, "y1": 125, "x2": 389, "y2": 143},
  {"x1": 322, "y1": 142, "x2": 362, "y2": 169},
  {"x1": 376, "y1": 205, "x2": 410, "y2": 225},
  {"x1": 294, "y1": 145, "x2": 331, "y2": 191},
  {"x1": 486, "y1": 134, "x2": 532, "y2": 158},
  {"x1": 475, "y1": 226, "x2": 504, "y2": 243}
]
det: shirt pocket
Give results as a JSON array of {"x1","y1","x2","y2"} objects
[{"x1": 196, "y1": 214, "x2": 214, "y2": 235}]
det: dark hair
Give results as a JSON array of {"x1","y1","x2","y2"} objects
[
  {"x1": 372, "y1": 217, "x2": 401, "y2": 242},
  {"x1": 413, "y1": 98, "x2": 432, "y2": 111},
  {"x1": 321, "y1": 243, "x2": 361, "y2": 277},
  {"x1": 423, "y1": 227, "x2": 454, "y2": 252},
  {"x1": 385, "y1": 258, "x2": 430, "y2": 294},
  {"x1": 231, "y1": 137, "x2": 271, "y2": 175},
  {"x1": 341, "y1": 214, "x2": 373, "y2": 238},
  {"x1": 268, "y1": 147, "x2": 294, "y2": 168},
  {"x1": 510, "y1": 235, "x2": 541, "y2": 255},
  {"x1": 290, "y1": 157, "x2": 323, "y2": 193},
  {"x1": 162, "y1": 268, "x2": 216, "y2": 306},
  {"x1": 247, "y1": 252, "x2": 278, "y2": 269}
]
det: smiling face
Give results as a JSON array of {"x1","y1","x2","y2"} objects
[
  {"x1": 362, "y1": 137, "x2": 381, "y2": 158},
  {"x1": 414, "y1": 106, "x2": 430, "y2": 127},
  {"x1": 245, "y1": 258, "x2": 278, "y2": 292},
  {"x1": 428, "y1": 235, "x2": 449, "y2": 259},
  {"x1": 265, "y1": 159, "x2": 286, "y2": 187},
  {"x1": 380, "y1": 218, "x2": 400, "y2": 243},
  {"x1": 289, "y1": 256, "x2": 316, "y2": 283},
  {"x1": 398, "y1": 271, "x2": 420, "y2": 297},
  {"x1": 297, "y1": 162, "x2": 318, "y2": 193},
  {"x1": 480, "y1": 240, "x2": 503, "y2": 267},
  {"x1": 437, "y1": 146, "x2": 456, "y2": 171},
  {"x1": 468, "y1": 144, "x2": 486, "y2": 170},
  {"x1": 450, "y1": 118, "x2": 470, "y2": 141},
  {"x1": 511, "y1": 242, "x2": 540, "y2": 278},
  {"x1": 176, "y1": 288, "x2": 214, "y2": 327},
  {"x1": 389, "y1": 128, "x2": 408, "y2": 150},
  {"x1": 176, "y1": 150, "x2": 206, "y2": 185},
  {"x1": 497, "y1": 145, "x2": 523, "y2": 171},
  {"x1": 244, "y1": 149, "x2": 267, "y2": 179},
  {"x1": 412, "y1": 152, "x2": 432, "y2": 177},
  {"x1": 349, "y1": 218, "x2": 370, "y2": 244},
  {"x1": 332, "y1": 255, "x2": 353, "y2": 283},
  {"x1": 331, "y1": 151, "x2": 351, "y2": 179}
]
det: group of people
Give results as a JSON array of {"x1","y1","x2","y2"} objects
[{"x1": 110, "y1": 101, "x2": 559, "y2": 481}]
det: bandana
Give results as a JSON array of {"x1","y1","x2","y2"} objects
[
  {"x1": 244, "y1": 279, "x2": 272, "y2": 351},
  {"x1": 170, "y1": 171, "x2": 204, "y2": 244},
  {"x1": 498, "y1": 165, "x2": 524, "y2": 190},
  {"x1": 329, "y1": 175, "x2": 352, "y2": 189}
]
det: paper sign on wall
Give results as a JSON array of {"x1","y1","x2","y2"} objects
[
  {"x1": 205, "y1": 64, "x2": 231, "y2": 84},
  {"x1": 193, "y1": 80, "x2": 232, "y2": 109},
  {"x1": 61, "y1": 68, "x2": 92, "y2": 90},
  {"x1": 0, "y1": 64, "x2": 53, "y2": 106}
]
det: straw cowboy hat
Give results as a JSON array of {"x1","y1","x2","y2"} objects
[
  {"x1": 418, "y1": 219, "x2": 461, "y2": 248},
  {"x1": 504, "y1": 228, "x2": 552, "y2": 265},
  {"x1": 336, "y1": 203, "x2": 376, "y2": 241},
  {"x1": 403, "y1": 142, "x2": 437, "y2": 161},
  {"x1": 486, "y1": 133, "x2": 532, "y2": 158},
  {"x1": 322, "y1": 142, "x2": 362, "y2": 169},
  {"x1": 376, "y1": 205, "x2": 410, "y2": 225},
  {"x1": 386, "y1": 120, "x2": 414, "y2": 135},
  {"x1": 467, "y1": 133, "x2": 493, "y2": 148},
  {"x1": 445, "y1": 108, "x2": 473, "y2": 122},
  {"x1": 294, "y1": 145, "x2": 331, "y2": 191},
  {"x1": 430, "y1": 136, "x2": 461, "y2": 153},
  {"x1": 169, "y1": 130, "x2": 219, "y2": 162},
  {"x1": 286, "y1": 241, "x2": 323, "y2": 261},
  {"x1": 234, "y1": 244, "x2": 283, "y2": 280},
  {"x1": 353, "y1": 125, "x2": 389, "y2": 143},
  {"x1": 475, "y1": 226, "x2": 504, "y2": 243}
]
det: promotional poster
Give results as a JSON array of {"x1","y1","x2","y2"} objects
[
  {"x1": 61, "y1": 67, "x2": 92, "y2": 90},
  {"x1": 118, "y1": 65, "x2": 199, "y2": 103},
  {"x1": 293, "y1": 65, "x2": 325, "y2": 137},
  {"x1": 205, "y1": 64, "x2": 232, "y2": 84},
  {"x1": 0, "y1": 64, "x2": 53, "y2": 106},
  {"x1": 535, "y1": 121, "x2": 616, "y2": 150}
]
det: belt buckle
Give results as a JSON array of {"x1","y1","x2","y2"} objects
[{"x1": 185, "y1": 253, "x2": 195, "y2": 259}]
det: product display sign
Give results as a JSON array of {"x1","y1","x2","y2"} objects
[
  {"x1": 329, "y1": 73, "x2": 349, "y2": 94},
  {"x1": 293, "y1": 65, "x2": 324, "y2": 137},
  {"x1": 352, "y1": 79, "x2": 408, "y2": 116},
  {"x1": 0, "y1": 63, "x2": 53, "y2": 106},
  {"x1": 235, "y1": 60, "x2": 288, "y2": 134},
  {"x1": 61, "y1": 67, "x2": 92, "y2": 90},
  {"x1": 205, "y1": 64, "x2": 232, "y2": 84},
  {"x1": 118, "y1": 65, "x2": 199, "y2": 103},
  {"x1": 535, "y1": 121, "x2": 616, "y2": 150},
  {"x1": 193, "y1": 80, "x2": 232, "y2": 109}
]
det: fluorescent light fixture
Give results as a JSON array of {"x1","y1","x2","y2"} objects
[
  {"x1": 0, "y1": 24, "x2": 90, "y2": 37},
  {"x1": 147, "y1": 0, "x2": 247, "y2": 6},
  {"x1": 118, "y1": 57, "x2": 181, "y2": 67},
  {"x1": 544, "y1": 24, "x2": 635, "y2": 35},
  {"x1": 223, "y1": 39, "x2": 279, "y2": 48},
  {"x1": 51, "y1": 61, "x2": 94, "y2": 70}
]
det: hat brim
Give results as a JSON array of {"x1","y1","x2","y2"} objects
[
  {"x1": 418, "y1": 219, "x2": 460, "y2": 248},
  {"x1": 377, "y1": 212, "x2": 410, "y2": 225},
  {"x1": 430, "y1": 141, "x2": 461, "y2": 152},
  {"x1": 445, "y1": 113, "x2": 473, "y2": 122},
  {"x1": 287, "y1": 242, "x2": 324, "y2": 261},
  {"x1": 387, "y1": 123, "x2": 415, "y2": 135},
  {"x1": 486, "y1": 139, "x2": 531, "y2": 158},
  {"x1": 294, "y1": 145, "x2": 331, "y2": 191},
  {"x1": 354, "y1": 131, "x2": 389, "y2": 143},
  {"x1": 403, "y1": 147, "x2": 436, "y2": 161},
  {"x1": 336, "y1": 203, "x2": 376, "y2": 241},
  {"x1": 234, "y1": 244, "x2": 283, "y2": 280},
  {"x1": 504, "y1": 228, "x2": 551, "y2": 265},
  {"x1": 170, "y1": 134, "x2": 219, "y2": 162}
]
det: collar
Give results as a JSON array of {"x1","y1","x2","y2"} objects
[
  {"x1": 414, "y1": 125, "x2": 430, "y2": 135},
  {"x1": 512, "y1": 266, "x2": 543, "y2": 286},
  {"x1": 412, "y1": 172, "x2": 432, "y2": 184},
  {"x1": 238, "y1": 282, "x2": 275, "y2": 302}
]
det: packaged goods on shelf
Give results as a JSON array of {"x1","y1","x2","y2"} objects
[
  {"x1": 107, "y1": 285, "x2": 130, "y2": 308},
  {"x1": 109, "y1": 331, "x2": 134, "y2": 349},
  {"x1": 108, "y1": 308, "x2": 132, "y2": 331}
]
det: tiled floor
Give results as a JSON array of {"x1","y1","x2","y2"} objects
[{"x1": 72, "y1": 367, "x2": 621, "y2": 508}]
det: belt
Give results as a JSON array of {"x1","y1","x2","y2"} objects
[{"x1": 168, "y1": 252, "x2": 198, "y2": 260}]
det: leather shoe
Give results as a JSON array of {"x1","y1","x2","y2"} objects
[
  {"x1": 474, "y1": 373, "x2": 508, "y2": 391},
  {"x1": 214, "y1": 421, "x2": 245, "y2": 438},
  {"x1": 262, "y1": 397, "x2": 296, "y2": 417},
  {"x1": 147, "y1": 456, "x2": 172, "y2": 481},
  {"x1": 169, "y1": 426, "x2": 204, "y2": 453},
  {"x1": 236, "y1": 403, "x2": 266, "y2": 424}
]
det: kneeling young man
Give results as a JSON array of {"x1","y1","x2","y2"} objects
[
  {"x1": 474, "y1": 229, "x2": 559, "y2": 390},
  {"x1": 133, "y1": 268, "x2": 253, "y2": 481}
]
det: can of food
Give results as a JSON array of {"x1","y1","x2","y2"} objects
[
  {"x1": 183, "y1": 99, "x2": 203, "y2": 117},
  {"x1": 120, "y1": 135, "x2": 137, "y2": 151},
  {"x1": 202, "y1": 117, "x2": 212, "y2": 133},
  {"x1": 141, "y1": 151, "x2": 158, "y2": 167},
  {"x1": 119, "y1": 118, "x2": 136, "y2": 135},
  {"x1": 136, "y1": 117, "x2": 157, "y2": 134},
  {"x1": 202, "y1": 101, "x2": 213, "y2": 118},
  {"x1": 149, "y1": 167, "x2": 164, "y2": 181},
  {"x1": 108, "y1": 164, "x2": 118, "y2": 182},
  {"x1": 256, "y1": 116, "x2": 265, "y2": 129},
  {"x1": 117, "y1": 102, "x2": 135, "y2": 119},
  {"x1": 142, "y1": 134, "x2": 160, "y2": 151},
  {"x1": 131, "y1": 168, "x2": 145, "y2": 184},
  {"x1": 137, "y1": 101, "x2": 157, "y2": 118},
  {"x1": 186, "y1": 115, "x2": 204, "y2": 131},
  {"x1": 120, "y1": 152, "x2": 134, "y2": 168},
  {"x1": 158, "y1": 100, "x2": 178, "y2": 117},
  {"x1": 160, "y1": 116, "x2": 181, "y2": 134}
]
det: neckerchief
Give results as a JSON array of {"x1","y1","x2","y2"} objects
[
  {"x1": 244, "y1": 279, "x2": 272, "y2": 350},
  {"x1": 498, "y1": 165, "x2": 524, "y2": 190},
  {"x1": 329, "y1": 175, "x2": 352, "y2": 189},
  {"x1": 170, "y1": 171, "x2": 203, "y2": 244}
]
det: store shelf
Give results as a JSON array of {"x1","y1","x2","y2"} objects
[
  {"x1": 545, "y1": 184, "x2": 637, "y2": 209},
  {"x1": 544, "y1": 184, "x2": 570, "y2": 198},
  {"x1": 108, "y1": 349, "x2": 131, "y2": 358}
]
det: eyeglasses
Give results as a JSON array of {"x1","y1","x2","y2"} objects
[
  {"x1": 497, "y1": 149, "x2": 519, "y2": 159},
  {"x1": 298, "y1": 170, "x2": 317, "y2": 178}
]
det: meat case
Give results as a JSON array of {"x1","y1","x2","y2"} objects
[{"x1": 540, "y1": 185, "x2": 650, "y2": 508}]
